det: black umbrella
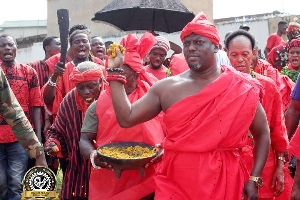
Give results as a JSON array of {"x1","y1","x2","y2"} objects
[{"x1": 92, "y1": 0, "x2": 195, "y2": 33}]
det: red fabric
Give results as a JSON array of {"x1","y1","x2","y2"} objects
[
  {"x1": 120, "y1": 32, "x2": 158, "y2": 86},
  {"x1": 0, "y1": 63, "x2": 42, "y2": 143},
  {"x1": 289, "y1": 127, "x2": 300, "y2": 159},
  {"x1": 69, "y1": 67, "x2": 104, "y2": 85},
  {"x1": 266, "y1": 33, "x2": 285, "y2": 51},
  {"x1": 254, "y1": 59, "x2": 295, "y2": 111},
  {"x1": 27, "y1": 60, "x2": 50, "y2": 88},
  {"x1": 288, "y1": 38, "x2": 300, "y2": 50},
  {"x1": 180, "y1": 12, "x2": 220, "y2": 44},
  {"x1": 169, "y1": 53, "x2": 189, "y2": 76},
  {"x1": 144, "y1": 64, "x2": 167, "y2": 80},
  {"x1": 243, "y1": 73, "x2": 288, "y2": 198},
  {"x1": 155, "y1": 66, "x2": 260, "y2": 199},
  {"x1": 89, "y1": 87, "x2": 165, "y2": 200}
]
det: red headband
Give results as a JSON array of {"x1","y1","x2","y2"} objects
[{"x1": 69, "y1": 68, "x2": 103, "y2": 84}]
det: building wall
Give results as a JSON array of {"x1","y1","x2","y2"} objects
[{"x1": 0, "y1": 26, "x2": 46, "y2": 40}]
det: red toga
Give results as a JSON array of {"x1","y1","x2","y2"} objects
[
  {"x1": 253, "y1": 59, "x2": 295, "y2": 111},
  {"x1": 155, "y1": 66, "x2": 261, "y2": 199},
  {"x1": 144, "y1": 65, "x2": 168, "y2": 80}
]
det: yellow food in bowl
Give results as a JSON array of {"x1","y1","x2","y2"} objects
[{"x1": 98, "y1": 145, "x2": 156, "y2": 159}]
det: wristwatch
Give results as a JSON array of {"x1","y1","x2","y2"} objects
[
  {"x1": 277, "y1": 156, "x2": 287, "y2": 163},
  {"x1": 249, "y1": 176, "x2": 263, "y2": 187}
]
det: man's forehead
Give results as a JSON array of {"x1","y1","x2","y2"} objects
[
  {"x1": 0, "y1": 36, "x2": 15, "y2": 43},
  {"x1": 183, "y1": 33, "x2": 209, "y2": 41}
]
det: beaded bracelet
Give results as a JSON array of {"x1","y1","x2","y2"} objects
[
  {"x1": 90, "y1": 150, "x2": 101, "y2": 169},
  {"x1": 47, "y1": 78, "x2": 57, "y2": 87},
  {"x1": 106, "y1": 74, "x2": 127, "y2": 84},
  {"x1": 106, "y1": 68, "x2": 124, "y2": 74}
]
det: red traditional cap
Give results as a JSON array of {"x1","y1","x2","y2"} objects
[
  {"x1": 180, "y1": 12, "x2": 220, "y2": 45},
  {"x1": 69, "y1": 64, "x2": 104, "y2": 85},
  {"x1": 150, "y1": 36, "x2": 170, "y2": 53},
  {"x1": 288, "y1": 18, "x2": 300, "y2": 31},
  {"x1": 288, "y1": 39, "x2": 300, "y2": 50},
  {"x1": 120, "y1": 32, "x2": 158, "y2": 86}
]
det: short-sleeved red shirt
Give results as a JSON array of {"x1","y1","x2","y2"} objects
[{"x1": 0, "y1": 63, "x2": 43, "y2": 143}]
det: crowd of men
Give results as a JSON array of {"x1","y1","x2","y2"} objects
[{"x1": 1, "y1": 10, "x2": 300, "y2": 200}]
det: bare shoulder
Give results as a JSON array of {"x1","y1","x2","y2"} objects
[{"x1": 150, "y1": 71, "x2": 190, "y2": 93}]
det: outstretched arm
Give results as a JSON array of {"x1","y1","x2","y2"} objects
[{"x1": 107, "y1": 50, "x2": 162, "y2": 127}]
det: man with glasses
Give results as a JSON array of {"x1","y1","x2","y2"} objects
[{"x1": 144, "y1": 36, "x2": 170, "y2": 80}]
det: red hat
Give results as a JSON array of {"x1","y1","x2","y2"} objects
[
  {"x1": 120, "y1": 32, "x2": 158, "y2": 87},
  {"x1": 288, "y1": 18, "x2": 300, "y2": 32},
  {"x1": 150, "y1": 36, "x2": 170, "y2": 53},
  {"x1": 69, "y1": 62, "x2": 104, "y2": 84},
  {"x1": 288, "y1": 39, "x2": 300, "y2": 50},
  {"x1": 180, "y1": 12, "x2": 220, "y2": 45}
]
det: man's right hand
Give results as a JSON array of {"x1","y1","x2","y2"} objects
[
  {"x1": 94, "y1": 154, "x2": 113, "y2": 170},
  {"x1": 243, "y1": 180, "x2": 258, "y2": 200},
  {"x1": 52, "y1": 62, "x2": 65, "y2": 80},
  {"x1": 44, "y1": 142, "x2": 59, "y2": 156}
]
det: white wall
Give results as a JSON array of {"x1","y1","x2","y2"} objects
[{"x1": 16, "y1": 42, "x2": 44, "y2": 63}]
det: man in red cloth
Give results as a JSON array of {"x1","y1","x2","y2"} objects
[
  {"x1": 80, "y1": 32, "x2": 164, "y2": 200},
  {"x1": 105, "y1": 12, "x2": 271, "y2": 199},
  {"x1": 264, "y1": 21, "x2": 288, "y2": 59},
  {"x1": 144, "y1": 36, "x2": 170, "y2": 80},
  {"x1": 226, "y1": 29, "x2": 290, "y2": 200},
  {"x1": 252, "y1": 44, "x2": 294, "y2": 111},
  {"x1": 44, "y1": 61, "x2": 104, "y2": 200}
]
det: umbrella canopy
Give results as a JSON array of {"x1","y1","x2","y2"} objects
[{"x1": 92, "y1": 0, "x2": 195, "y2": 33}]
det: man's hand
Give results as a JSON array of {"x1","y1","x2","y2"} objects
[
  {"x1": 271, "y1": 163, "x2": 284, "y2": 196},
  {"x1": 145, "y1": 144, "x2": 164, "y2": 168},
  {"x1": 94, "y1": 154, "x2": 113, "y2": 170},
  {"x1": 35, "y1": 153, "x2": 48, "y2": 167},
  {"x1": 44, "y1": 142, "x2": 59, "y2": 156},
  {"x1": 52, "y1": 62, "x2": 65, "y2": 80},
  {"x1": 107, "y1": 48, "x2": 124, "y2": 69},
  {"x1": 290, "y1": 188, "x2": 300, "y2": 200},
  {"x1": 243, "y1": 180, "x2": 258, "y2": 200}
]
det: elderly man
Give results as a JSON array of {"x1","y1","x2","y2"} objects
[
  {"x1": 144, "y1": 35, "x2": 170, "y2": 80},
  {"x1": 80, "y1": 32, "x2": 164, "y2": 200},
  {"x1": 105, "y1": 12, "x2": 270, "y2": 199},
  {"x1": 226, "y1": 29, "x2": 289, "y2": 200},
  {"x1": 44, "y1": 61, "x2": 104, "y2": 200}
]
